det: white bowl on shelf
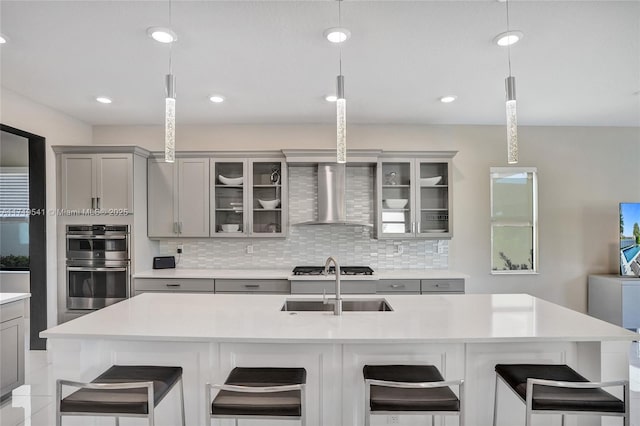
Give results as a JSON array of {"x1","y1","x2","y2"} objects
[
  {"x1": 219, "y1": 175, "x2": 243, "y2": 185},
  {"x1": 221, "y1": 224, "x2": 240, "y2": 232},
  {"x1": 384, "y1": 199, "x2": 408, "y2": 209},
  {"x1": 420, "y1": 176, "x2": 442, "y2": 186},
  {"x1": 258, "y1": 199, "x2": 280, "y2": 209}
]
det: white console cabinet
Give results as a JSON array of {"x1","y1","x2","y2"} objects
[{"x1": 588, "y1": 274, "x2": 640, "y2": 330}]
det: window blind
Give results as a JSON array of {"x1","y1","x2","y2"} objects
[{"x1": 0, "y1": 168, "x2": 29, "y2": 217}]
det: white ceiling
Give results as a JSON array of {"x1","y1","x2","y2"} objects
[{"x1": 1, "y1": 0, "x2": 639, "y2": 127}]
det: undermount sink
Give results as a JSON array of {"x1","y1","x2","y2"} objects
[{"x1": 281, "y1": 298, "x2": 393, "y2": 312}]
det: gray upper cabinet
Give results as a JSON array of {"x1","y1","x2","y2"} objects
[
  {"x1": 61, "y1": 153, "x2": 133, "y2": 212},
  {"x1": 211, "y1": 157, "x2": 287, "y2": 238},
  {"x1": 377, "y1": 152, "x2": 455, "y2": 239},
  {"x1": 148, "y1": 157, "x2": 210, "y2": 237}
]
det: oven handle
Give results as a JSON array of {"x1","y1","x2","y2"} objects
[
  {"x1": 66, "y1": 235, "x2": 127, "y2": 240},
  {"x1": 67, "y1": 267, "x2": 128, "y2": 272}
]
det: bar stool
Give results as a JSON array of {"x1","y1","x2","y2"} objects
[
  {"x1": 56, "y1": 365, "x2": 185, "y2": 426},
  {"x1": 206, "y1": 367, "x2": 307, "y2": 425},
  {"x1": 493, "y1": 364, "x2": 629, "y2": 426},
  {"x1": 363, "y1": 365, "x2": 464, "y2": 426}
]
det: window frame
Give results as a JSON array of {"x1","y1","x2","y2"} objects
[{"x1": 490, "y1": 167, "x2": 538, "y2": 275}]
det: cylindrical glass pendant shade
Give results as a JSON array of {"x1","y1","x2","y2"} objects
[
  {"x1": 336, "y1": 74, "x2": 346, "y2": 164},
  {"x1": 165, "y1": 97, "x2": 176, "y2": 163},
  {"x1": 165, "y1": 74, "x2": 176, "y2": 163},
  {"x1": 336, "y1": 98, "x2": 346, "y2": 164},
  {"x1": 505, "y1": 76, "x2": 518, "y2": 164}
]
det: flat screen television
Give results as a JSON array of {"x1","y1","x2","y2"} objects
[{"x1": 620, "y1": 202, "x2": 640, "y2": 276}]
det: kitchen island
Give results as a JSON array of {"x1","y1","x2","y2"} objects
[
  {"x1": 1, "y1": 292, "x2": 30, "y2": 399},
  {"x1": 41, "y1": 293, "x2": 637, "y2": 426}
]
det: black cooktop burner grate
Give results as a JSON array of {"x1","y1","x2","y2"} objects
[{"x1": 292, "y1": 266, "x2": 374, "y2": 276}]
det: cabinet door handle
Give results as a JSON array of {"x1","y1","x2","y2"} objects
[
  {"x1": 173, "y1": 222, "x2": 178, "y2": 234},
  {"x1": 166, "y1": 283, "x2": 181, "y2": 288},
  {"x1": 244, "y1": 284, "x2": 260, "y2": 289},
  {"x1": 411, "y1": 222, "x2": 416, "y2": 233},
  {"x1": 435, "y1": 283, "x2": 450, "y2": 288},
  {"x1": 91, "y1": 197, "x2": 96, "y2": 209},
  {"x1": 97, "y1": 197, "x2": 101, "y2": 209},
  {"x1": 390, "y1": 284, "x2": 406, "y2": 289},
  {"x1": 417, "y1": 221, "x2": 421, "y2": 233},
  {"x1": 179, "y1": 222, "x2": 183, "y2": 234}
]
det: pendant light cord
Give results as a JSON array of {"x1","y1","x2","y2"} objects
[
  {"x1": 338, "y1": 0, "x2": 343, "y2": 75},
  {"x1": 506, "y1": 0, "x2": 512, "y2": 77},
  {"x1": 168, "y1": 0, "x2": 173, "y2": 74}
]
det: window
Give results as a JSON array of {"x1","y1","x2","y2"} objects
[
  {"x1": 490, "y1": 167, "x2": 538, "y2": 274},
  {"x1": 0, "y1": 167, "x2": 30, "y2": 270}
]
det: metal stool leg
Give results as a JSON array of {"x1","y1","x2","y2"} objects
[
  {"x1": 492, "y1": 374, "x2": 499, "y2": 426},
  {"x1": 235, "y1": 419, "x2": 239, "y2": 426},
  {"x1": 56, "y1": 380, "x2": 62, "y2": 426},
  {"x1": 561, "y1": 414, "x2": 565, "y2": 426},
  {"x1": 115, "y1": 418, "x2": 120, "y2": 426},
  {"x1": 179, "y1": 378, "x2": 185, "y2": 426},
  {"x1": 432, "y1": 415, "x2": 436, "y2": 426}
]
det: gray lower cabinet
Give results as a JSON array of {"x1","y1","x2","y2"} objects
[
  {"x1": 376, "y1": 279, "x2": 421, "y2": 294},
  {"x1": 290, "y1": 280, "x2": 377, "y2": 294},
  {"x1": 1, "y1": 300, "x2": 25, "y2": 399},
  {"x1": 133, "y1": 278, "x2": 215, "y2": 295},
  {"x1": 421, "y1": 279, "x2": 464, "y2": 293},
  {"x1": 215, "y1": 279, "x2": 290, "y2": 294}
]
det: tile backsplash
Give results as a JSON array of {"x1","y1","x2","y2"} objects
[{"x1": 159, "y1": 165, "x2": 448, "y2": 270}]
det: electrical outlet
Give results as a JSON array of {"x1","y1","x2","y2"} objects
[
  {"x1": 387, "y1": 415, "x2": 400, "y2": 424},
  {"x1": 394, "y1": 243, "x2": 403, "y2": 255},
  {"x1": 177, "y1": 244, "x2": 183, "y2": 254},
  {"x1": 246, "y1": 245, "x2": 253, "y2": 254}
]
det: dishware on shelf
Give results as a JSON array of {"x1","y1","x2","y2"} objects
[
  {"x1": 420, "y1": 176, "x2": 442, "y2": 186},
  {"x1": 384, "y1": 171, "x2": 398, "y2": 185},
  {"x1": 258, "y1": 199, "x2": 280, "y2": 209},
  {"x1": 424, "y1": 228, "x2": 447, "y2": 233},
  {"x1": 384, "y1": 199, "x2": 408, "y2": 209},
  {"x1": 221, "y1": 224, "x2": 240, "y2": 232},
  {"x1": 219, "y1": 175, "x2": 244, "y2": 185}
]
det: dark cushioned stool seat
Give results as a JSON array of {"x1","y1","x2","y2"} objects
[
  {"x1": 60, "y1": 365, "x2": 183, "y2": 415},
  {"x1": 211, "y1": 367, "x2": 306, "y2": 417},
  {"x1": 495, "y1": 364, "x2": 625, "y2": 413},
  {"x1": 363, "y1": 365, "x2": 460, "y2": 412}
]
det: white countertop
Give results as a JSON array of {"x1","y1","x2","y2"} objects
[
  {"x1": 41, "y1": 293, "x2": 637, "y2": 344},
  {"x1": 133, "y1": 268, "x2": 468, "y2": 281},
  {"x1": 0, "y1": 293, "x2": 31, "y2": 305}
]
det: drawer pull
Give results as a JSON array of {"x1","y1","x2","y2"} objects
[
  {"x1": 390, "y1": 284, "x2": 406, "y2": 289},
  {"x1": 244, "y1": 284, "x2": 260, "y2": 289},
  {"x1": 166, "y1": 284, "x2": 181, "y2": 288}
]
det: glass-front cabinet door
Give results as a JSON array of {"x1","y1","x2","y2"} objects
[
  {"x1": 211, "y1": 160, "x2": 246, "y2": 236},
  {"x1": 416, "y1": 160, "x2": 451, "y2": 238},
  {"x1": 377, "y1": 154, "x2": 454, "y2": 239},
  {"x1": 251, "y1": 159, "x2": 287, "y2": 237},
  {"x1": 211, "y1": 157, "x2": 287, "y2": 238},
  {"x1": 378, "y1": 160, "x2": 415, "y2": 238}
]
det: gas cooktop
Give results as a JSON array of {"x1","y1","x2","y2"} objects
[{"x1": 292, "y1": 266, "x2": 374, "y2": 276}]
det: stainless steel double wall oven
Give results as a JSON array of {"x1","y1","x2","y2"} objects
[{"x1": 66, "y1": 225, "x2": 130, "y2": 310}]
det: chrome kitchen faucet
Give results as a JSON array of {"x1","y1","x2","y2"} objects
[{"x1": 323, "y1": 256, "x2": 342, "y2": 316}]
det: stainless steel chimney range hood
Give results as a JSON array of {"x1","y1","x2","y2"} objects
[{"x1": 294, "y1": 163, "x2": 372, "y2": 227}]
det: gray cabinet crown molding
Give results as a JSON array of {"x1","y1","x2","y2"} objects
[
  {"x1": 52, "y1": 145, "x2": 151, "y2": 157},
  {"x1": 283, "y1": 149, "x2": 382, "y2": 164},
  {"x1": 148, "y1": 150, "x2": 285, "y2": 159},
  {"x1": 380, "y1": 150, "x2": 458, "y2": 159}
]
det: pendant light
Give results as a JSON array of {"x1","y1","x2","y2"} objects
[
  {"x1": 335, "y1": 0, "x2": 347, "y2": 164},
  {"x1": 504, "y1": 0, "x2": 518, "y2": 164},
  {"x1": 164, "y1": 0, "x2": 176, "y2": 163}
]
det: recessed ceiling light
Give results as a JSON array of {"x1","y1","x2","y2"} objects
[
  {"x1": 325, "y1": 95, "x2": 338, "y2": 102},
  {"x1": 440, "y1": 95, "x2": 457, "y2": 103},
  {"x1": 209, "y1": 95, "x2": 225, "y2": 103},
  {"x1": 493, "y1": 30, "x2": 523, "y2": 47},
  {"x1": 96, "y1": 97, "x2": 112, "y2": 104},
  {"x1": 0, "y1": 34, "x2": 8, "y2": 44},
  {"x1": 147, "y1": 27, "x2": 177, "y2": 44},
  {"x1": 323, "y1": 27, "x2": 351, "y2": 43}
]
